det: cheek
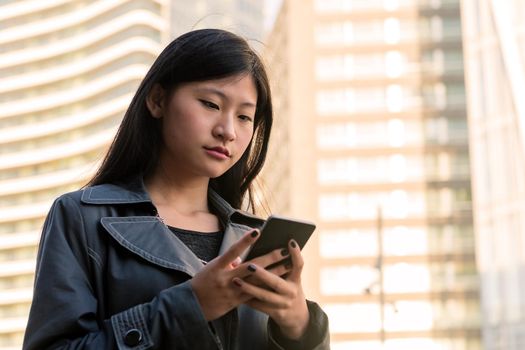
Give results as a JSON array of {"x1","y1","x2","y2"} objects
[
  {"x1": 162, "y1": 110, "x2": 204, "y2": 140},
  {"x1": 231, "y1": 130, "x2": 254, "y2": 164},
  {"x1": 239, "y1": 128, "x2": 254, "y2": 151}
]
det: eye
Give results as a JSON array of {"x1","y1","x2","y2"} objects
[
  {"x1": 238, "y1": 115, "x2": 254, "y2": 123},
  {"x1": 199, "y1": 99, "x2": 219, "y2": 110}
]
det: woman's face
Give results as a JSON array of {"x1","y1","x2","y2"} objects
[{"x1": 156, "y1": 74, "x2": 257, "y2": 180}]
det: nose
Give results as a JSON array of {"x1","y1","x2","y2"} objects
[{"x1": 213, "y1": 113, "x2": 236, "y2": 142}]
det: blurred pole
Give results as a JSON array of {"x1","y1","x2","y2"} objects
[{"x1": 377, "y1": 205, "x2": 385, "y2": 346}]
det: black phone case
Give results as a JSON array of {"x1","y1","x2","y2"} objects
[{"x1": 244, "y1": 215, "x2": 316, "y2": 261}]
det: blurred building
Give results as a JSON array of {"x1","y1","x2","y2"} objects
[
  {"x1": 262, "y1": 0, "x2": 480, "y2": 349},
  {"x1": 0, "y1": 1, "x2": 168, "y2": 348},
  {"x1": 461, "y1": 1, "x2": 525, "y2": 349},
  {"x1": 169, "y1": 0, "x2": 264, "y2": 42}
]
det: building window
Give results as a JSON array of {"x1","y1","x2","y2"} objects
[
  {"x1": 316, "y1": 89, "x2": 355, "y2": 115},
  {"x1": 425, "y1": 117, "x2": 448, "y2": 144},
  {"x1": 384, "y1": 263, "x2": 431, "y2": 293},
  {"x1": 355, "y1": 88, "x2": 386, "y2": 112},
  {"x1": 318, "y1": 155, "x2": 425, "y2": 183},
  {"x1": 317, "y1": 52, "x2": 408, "y2": 80},
  {"x1": 354, "y1": 21, "x2": 384, "y2": 43},
  {"x1": 319, "y1": 194, "x2": 353, "y2": 220},
  {"x1": 386, "y1": 84, "x2": 403, "y2": 112},
  {"x1": 324, "y1": 303, "x2": 381, "y2": 332},
  {"x1": 317, "y1": 120, "x2": 422, "y2": 149},
  {"x1": 315, "y1": 0, "x2": 397, "y2": 13},
  {"x1": 384, "y1": 18, "x2": 400, "y2": 44},
  {"x1": 319, "y1": 191, "x2": 425, "y2": 220},
  {"x1": 384, "y1": 0, "x2": 400, "y2": 11},
  {"x1": 383, "y1": 226, "x2": 428, "y2": 255},
  {"x1": 315, "y1": 21, "x2": 353, "y2": 46},
  {"x1": 388, "y1": 154, "x2": 407, "y2": 182},
  {"x1": 385, "y1": 50, "x2": 405, "y2": 77},
  {"x1": 330, "y1": 341, "x2": 382, "y2": 350},
  {"x1": 317, "y1": 123, "x2": 356, "y2": 149},
  {"x1": 317, "y1": 158, "x2": 357, "y2": 184},
  {"x1": 422, "y1": 82, "x2": 447, "y2": 109},
  {"x1": 315, "y1": 55, "x2": 354, "y2": 80},
  {"x1": 447, "y1": 83, "x2": 466, "y2": 108},
  {"x1": 320, "y1": 229, "x2": 378, "y2": 258},
  {"x1": 321, "y1": 266, "x2": 378, "y2": 295},
  {"x1": 353, "y1": 54, "x2": 384, "y2": 78},
  {"x1": 430, "y1": 16, "x2": 443, "y2": 41},
  {"x1": 314, "y1": 0, "x2": 352, "y2": 12},
  {"x1": 384, "y1": 301, "x2": 434, "y2": 331}
]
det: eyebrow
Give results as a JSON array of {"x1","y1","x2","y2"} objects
[{"x1": 196, "y1": 87, "x2": 256, "y2": 108}]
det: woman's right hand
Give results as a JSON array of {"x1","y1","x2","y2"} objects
[{"x1": 190, "y1": 229, "x2": 291, "y2": 321}]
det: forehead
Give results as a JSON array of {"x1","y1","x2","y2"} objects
[{"x1": 184, "y1": 74, "x2": 258, "y2": 103}]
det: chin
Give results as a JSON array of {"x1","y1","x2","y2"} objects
[
  {"x1": 205, "y1": 167, "x2": 230, "y2": 179},
  {"x1": 200, "y1": 161, "x2": 236, "y2": 179}
]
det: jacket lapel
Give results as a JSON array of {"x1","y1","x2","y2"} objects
[
  {"x1": 218, "y1": 222, "x2": 253, "y2": 260},
  {"x1": 100, "y1": 216, "x2": 204, "y2": 277}
]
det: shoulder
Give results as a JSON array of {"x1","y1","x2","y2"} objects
[
  {"x1": 51, "y1": 179, "x2": 151, "y2": 209},
  {"x1": 47, "y1": 181, "x2": 146, "y2": 218},
  {"x1": 49, "y1": 188, "x2": 85, "y2": 212},
  {"x1": 41, "y1": 183, "x2": 146, "y2": 245},
  {"x1": 49, "y1": 183, "x2": 125, "y2": 208},
  {"x1": 80, "y1": 182, "x2": 150, "y2": 205}
]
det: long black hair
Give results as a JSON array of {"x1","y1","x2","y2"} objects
[{"x1": 87, "y1": 29, "x2": 273, "y2": 211}]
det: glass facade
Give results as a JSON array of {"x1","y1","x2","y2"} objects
[
  {"x1": 0, "y1": 1, "x2": 166, "y2": 348},
  {"x1": 461, "y1": 1, "x2": 525, "y2": 349}
]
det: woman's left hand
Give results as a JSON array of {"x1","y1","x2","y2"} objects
[{"x1": 232, "y1": 239, "x2": 309, "y2": 340}]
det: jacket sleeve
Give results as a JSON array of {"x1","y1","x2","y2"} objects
[
  {"x1": 267, "y1": 300, "x2": 331, "y2": 350},
  {"x1": 23, "y1": 196, "x2": 220, "y2": 350}
]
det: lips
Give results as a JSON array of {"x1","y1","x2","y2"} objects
[{"x1": 204, "y1": 146, "x2": 231, "y2": 158}]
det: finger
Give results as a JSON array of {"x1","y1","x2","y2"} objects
[
  {"x1": 232, "y1": 276, "x2": 290, "y2": 308},
  {"x1": 242, "y1": 261, "x2": 292, "y2": 289},
  {"x1": 230, "y1": 256, "x2": 242, "y2": 268},
  {"x1": 248, "y1": 247, "x2": 290, "y2": 269},
  {"x1": 217, "y1": 229, "x2": 259, "y2": 267},
  {"x1": 230, "y1": 281, "x2": 255, "y2": 303},
  {"x1": 245, "y1": 298, "x2": 277, "y2": 316},
  {"x1": 287, "y1": 239, "x2": 304, "y2": 282},
  {"x1": 239, "y1": 263, "x2": 293, "y2": 296},
  {"x1": 267, "y1": 260, "x2": 293, "y2": 278},
  {"x1": 233, "y1": 250, "x2": 291, "y2": 280}
]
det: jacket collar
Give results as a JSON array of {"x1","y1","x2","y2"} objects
[
  {"x1": 81, "y1": 176, "x2": 151, "y2": 205},
  {"x1": 80, "y1": 176, "x2": 245, "y2": 221},
  {"x1": 81, "y1": 176, "x2": 264, "y2": 276}
]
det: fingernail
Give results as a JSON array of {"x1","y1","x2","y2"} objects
[
  {"x1": 233, "y1": 278, "x2": 242, "y2": 287},
  {"x1": 280, "y1": 248, "x2": 289, "y2": 257},
  {"x1": 247, "y1": 263, "x2": 257, "y2": 272},
  {"x1": 290, "y1": 240, "x2": 297, "y2": 249},
  {"x1": 250, "y1": 230, "x2": 259, "y2": 238}
]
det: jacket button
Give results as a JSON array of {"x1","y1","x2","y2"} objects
[{"x1": 123, "y1": 328, "x2": 142, "y2": 346}]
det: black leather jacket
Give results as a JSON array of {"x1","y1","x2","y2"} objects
[{"x1": 23, "y1": 178, "x2": 330, "y2": 349}]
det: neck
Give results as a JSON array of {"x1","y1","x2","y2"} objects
[{"x1": 145, "y1": 166, "x2": 210, "y2": 215}]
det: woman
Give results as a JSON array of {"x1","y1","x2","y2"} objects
[{"x1": 23, "y1": 29, "x2": 330, "y2": 349}]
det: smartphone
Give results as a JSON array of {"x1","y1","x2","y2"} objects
[{"x1": 243, "y1": 214, "x2": 316, "y2": 262}]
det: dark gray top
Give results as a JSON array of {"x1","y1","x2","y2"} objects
[{"x1": 168, "y1": 226, "x2": 224, "y2": 263}]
